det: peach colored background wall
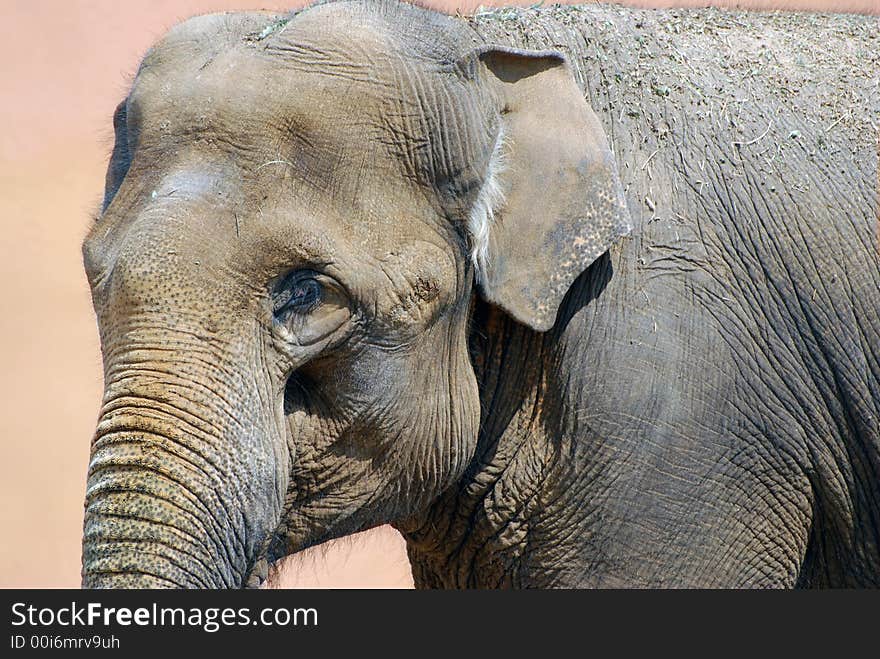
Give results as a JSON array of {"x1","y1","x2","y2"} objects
[{"x1": 1, "y1": 0, "x2": 877, "y2": 589}]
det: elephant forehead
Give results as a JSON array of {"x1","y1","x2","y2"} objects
[
  {"x1": 130, "y1": 6, "x2": 490, "y2": 200},
  {"x1": 130, "y1": 50, "x2": 391, "y2": 169},
  {"x1": 116, "y1": 6, "x2": 489, "y2": 265},
  {"x1": 130, "y1": 49, "x2": 439, "y2": 232},
  {"x1": 134, "y1": 7, "x2": 442, "y2": 152}
]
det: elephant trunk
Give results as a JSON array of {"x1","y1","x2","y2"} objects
[{"x1": 81, "y1": 351, "x2": 288, "y2": 589}]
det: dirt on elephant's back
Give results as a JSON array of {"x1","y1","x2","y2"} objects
[{"x1": 470, "y1": 4, "x2": 878, "y2": 151}]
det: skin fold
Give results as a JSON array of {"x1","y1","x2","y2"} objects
[{"x1": 81, "y1": 0, "x2": 880, "y2": 588}]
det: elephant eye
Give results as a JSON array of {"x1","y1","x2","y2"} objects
[{"x1": 273, "y1": 272, "x2": 322, "y2": 317}]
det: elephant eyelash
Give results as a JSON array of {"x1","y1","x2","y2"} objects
[
  {"x1": 468, "y1": 126, "x2": 507, "y2": 284},
  {"x1": 272, "y1": 272, "x2": 323, "y2": 318}
]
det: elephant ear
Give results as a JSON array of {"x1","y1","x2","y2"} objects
[{"x1": 465, "y1": 46, "x2": 631, "y2": 332}]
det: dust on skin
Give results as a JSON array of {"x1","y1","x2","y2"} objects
[{"x1": 1, "y1": 0, "x2": 875, "y2": 588}]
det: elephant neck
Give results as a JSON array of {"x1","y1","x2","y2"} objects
[{"x1": 398, "y1": 291, "x2": 592, "y2": 588}]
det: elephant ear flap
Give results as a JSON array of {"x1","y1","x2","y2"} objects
[{"x1": 467, "y1": 46, "x2": 631, "y2": 332}]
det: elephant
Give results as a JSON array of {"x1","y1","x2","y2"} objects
[{"x1": 80, "y1": 0, "x2": 880, "y2": 588}]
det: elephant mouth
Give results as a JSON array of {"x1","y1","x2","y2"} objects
[
  {"x1": 243, "y1": 551, "x2": 281, "y2": 589},
  {"x1": 244, "y1": 557, "x2": 271, "y2": 589},
  {"x1": 243, "y1": 526, "x2": 293, "y2": 588}
]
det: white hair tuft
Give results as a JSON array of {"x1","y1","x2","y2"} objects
[{"x1": 468, "y1": 128, "x2": 507, "y2": 284}]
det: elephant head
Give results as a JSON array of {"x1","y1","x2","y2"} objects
[{"x1": 81, "y1": 0, "x2": 629, "y2": 588}]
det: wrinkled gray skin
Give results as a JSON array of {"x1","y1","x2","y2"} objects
[{"x1": 81, "y1": 0, "x2": 880, "y2": 588}]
